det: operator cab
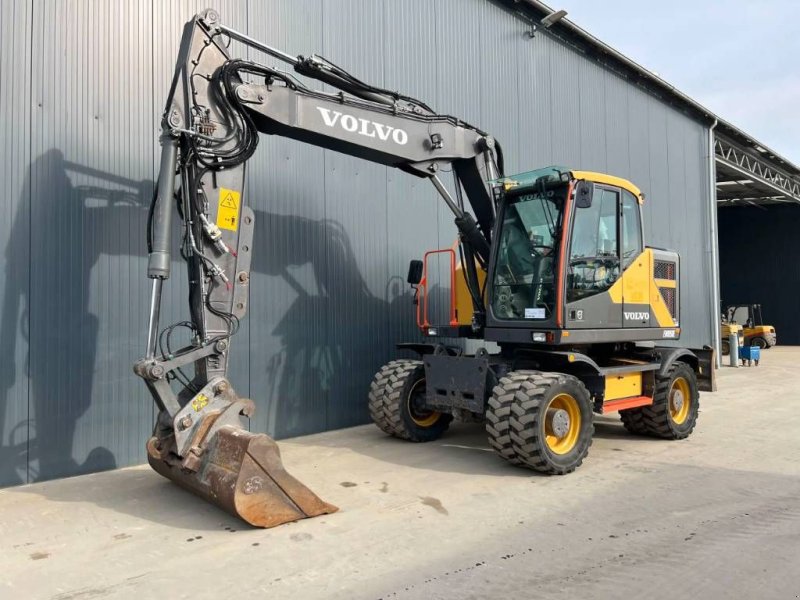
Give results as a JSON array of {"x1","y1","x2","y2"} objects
[
  {"x1": 483, "y1": 166, "x2": 679, "y2": 346},
  {"x1": 410, "y1": 166, "x2": 680, "y2": 346}
]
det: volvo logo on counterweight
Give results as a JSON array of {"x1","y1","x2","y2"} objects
[{"x1": 316, "y1": 107, "x2": 409, "y2": 145}]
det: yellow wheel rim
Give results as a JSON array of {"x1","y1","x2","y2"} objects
[
  {"x1": 669, "y1": 377, "x2": 691, "y2": 425},
  {"x1": 544, "y1": 393, "x2": 581, "y2": 455},
  {"x1": 407, "y1": 379, "x2": 441, "y2": 427}
]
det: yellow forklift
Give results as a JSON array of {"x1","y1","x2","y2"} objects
[{"x1": 725, "y1": 304, "x2": 777, "y2": 349}]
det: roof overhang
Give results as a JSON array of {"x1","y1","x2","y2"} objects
[{"x1": 715, "y1": 135, "x2": 800, "y2": 207}]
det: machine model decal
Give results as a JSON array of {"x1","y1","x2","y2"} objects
[
  {"x1": 217, "y1": 188, "x2": 240, "y2": 231},
  {"x1": 316, "y1": 107, "x2": 409, "y2": 145},
  {"x1": 662, "y1": 330, "x2": 677, "y2": 338}
]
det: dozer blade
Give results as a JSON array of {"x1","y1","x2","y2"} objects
[{"x1": 147, "y1": 425, "x2": 338, "y2": 528}]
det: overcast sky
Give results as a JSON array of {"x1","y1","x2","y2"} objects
[{"x1": 554, "y1": 1, "x2": 800, "y2": 164}]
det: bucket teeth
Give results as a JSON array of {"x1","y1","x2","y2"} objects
[{"x1": 147, "y1": 425, "x2": 337, "y2": 528}]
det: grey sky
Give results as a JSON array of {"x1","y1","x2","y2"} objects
[{"x1": 554, "y1": 1, "x2": 800, "y2": 165}]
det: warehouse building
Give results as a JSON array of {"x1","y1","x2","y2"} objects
[{"x1": 1, "y1": 0, "x2": 797, "y2": 486}]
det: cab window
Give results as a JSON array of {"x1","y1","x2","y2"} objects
[
  {"x1": 731, "y1": 306, "x2": 750, "y2": 326},
  {"x1": 621, "y1": 190, "x2": 643, "y2": 268},
  {"x1": 491, "y1": 187, "x2": 567, "y2": 320},
  {"x1": 567, "y1": 187, "x2": 619, "y2": 302}
]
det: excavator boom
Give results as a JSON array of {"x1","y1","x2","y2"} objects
[{"x1": 135, "y1": 9, "x2": 500, "y2": 527}]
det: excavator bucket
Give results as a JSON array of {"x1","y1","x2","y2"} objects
[{"x1": 147, "y1": 422, "x2": 337, "y2": 528}]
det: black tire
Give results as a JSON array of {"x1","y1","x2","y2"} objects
[
  {"x1": 721, "y1": 340, "x2": 730, "y2": 356},
  {"x1": 751, "y1": 337, "x2": 767, "y2": 350},
  {"x1": 619, "y1": 408, "x2": 649, "y2": 435},
  {"x1": 507, "y1": 372, "x2": 594, "y2": 475},
  {"x1": 639, "y1": 362, "x2": 699, "y2": 439},
  {"x1": 486, "y1": 371, "x2": 541, "y2": 466},
  {"x1": 368, "y1": 360, "x2": 403, "y2": 435},
  {"x1": 368, "y1": 359, "x2": 452, "y2": 442}
]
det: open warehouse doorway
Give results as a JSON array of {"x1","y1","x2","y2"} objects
[{"x1": 715, "y1": 132, "x2": 800, "y2": 344}]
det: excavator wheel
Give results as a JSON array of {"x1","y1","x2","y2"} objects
[
  {"x1": 751, "y1": 337, "x2": 768, "y2": 350},
  {"x1": 638, "y1": 362, "x2": 699, "y2": 439},
  {"x1": 720, "y1": 340, "x2": 730, "y2": 356},
  {"x1": 507, "y1": 371, "x2": 594, "y2": 475},
  {"x1": 368, "y1": 359, "x2": 452, "y2": 442},
  {"x1": 486, "y1": 371, "x2": 542, "y2": 466},
  {"x1": 368, "y1": 360, "x2": 405, "y2": 435},
  {"x1": 619, "y1": 408, "x2": 649, "y2": 435}
]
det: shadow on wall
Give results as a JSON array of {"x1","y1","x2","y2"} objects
[
  {"x1": 250, "y1": 211, "x2": 418, "y2": 439},
  {"x1": 0, "y1": 149, "x2": 426, "y2": 486},
  {"x1": 0, "y1": 149, "x2": 157, "y2": 485}
]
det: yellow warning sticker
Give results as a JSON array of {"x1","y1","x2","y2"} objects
[
  {"x1": 191, "y1": 394, "x2": 209, "y2": 412},
  {"x1": 217, "y1": 188, "x2": 240, "y2": 231}
]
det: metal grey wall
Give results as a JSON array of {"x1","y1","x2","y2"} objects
[{"x1": 0, "y1": 0, "x2": 714, "y2": 486}]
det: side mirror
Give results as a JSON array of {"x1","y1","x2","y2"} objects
[
  {"x1": 407, "y1": 259, "x2": 423, "y2": 285},
  {"x1": 575, "y1": 180, "x2": 594, "y2": 208}
]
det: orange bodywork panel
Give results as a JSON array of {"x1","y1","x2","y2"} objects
[{"x1": 602, "y1": 395, "x2": 653, "y2": 413}]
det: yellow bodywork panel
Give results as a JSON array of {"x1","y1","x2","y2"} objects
[
  {"x1": 454, "y1": 261, "x2": 486, "y2": 326},
  {"x1": 745, "y1": 325, "x2": 773, "y2": 336},
  {"x1": 607, "y1": 249, "x2": 674, "y2": 327},
  {"x1": 604, "y1": 372, "x2": 643, "y2": 400},
  {"x1": 608, "y1": 252, "x2": 649, "y2": 306},
  {"x1": 571, "y1": 170, "x2": 644, "y2": 203},
  {"x1": 721, "y1": 322, "x2": 743, "y2": 336},
  {"x1": 647, "y1": 280, "x2": 676, "y2": 327},
  {"x1": 607, "y1": 250, "x2": 649, "y2": 305}
]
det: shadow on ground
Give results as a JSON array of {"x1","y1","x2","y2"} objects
[
  {"x1": 6, "y1": 467, "x2": 244, "y2": 532},
  {"x1": 4, "y1": 414, "x2": 676, "y2": 530},
  {"x1": 290, "y1": 414, "x2": 665, "y2": 478}
]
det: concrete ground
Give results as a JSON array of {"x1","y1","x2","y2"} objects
[{"x1": 2, "y1": 349, "x2": 799, "y2": 600}]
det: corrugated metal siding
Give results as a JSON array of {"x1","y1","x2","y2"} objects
[
  {"x1": 321, "y1": 1, "x2": 393, "y2": 433},
  {"x1": 0, "y1": 0, "x2": 714, "y2": 486},
  {"x1": 384, "y1": 0, "x2": 442, "y2": 346},
  {"x1": 0, "y1": 0, "x2": 33, "y2": 486},
  {"x1": 26, "y1": 0, "x2": 156, "y2": 483},
  {"x1": 247, "y1": 0, "x2": 328, "y2": 438}
]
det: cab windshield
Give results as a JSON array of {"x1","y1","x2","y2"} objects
[{"x1": 491, "y1": 185, "x2": 566, "y2": 321}]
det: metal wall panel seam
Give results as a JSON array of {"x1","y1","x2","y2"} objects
[{"x1": 26, "y1": 0, "x2": 34, "y2": 484}]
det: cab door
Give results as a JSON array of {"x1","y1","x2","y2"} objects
[
  {"x1": 619, "y1": 189, "x2": 649, "y2": 327},
  {"x1": 564, "y1": 185, "x2": 622, "y2": 329}
]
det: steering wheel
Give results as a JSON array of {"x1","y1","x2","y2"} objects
[
  {"x1": 528, "y1": 241, "x2": 553, "y2": 256},
  {"x1": 570, "y1": 256, "x2": 619, "y2": 286}
]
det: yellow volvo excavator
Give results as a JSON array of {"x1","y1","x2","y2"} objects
[{"x1": 137, "y1": 10, "x2": 715, "y2": 528}]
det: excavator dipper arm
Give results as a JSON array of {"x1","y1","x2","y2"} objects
[{"x1": 134, "y1": 9, "x2": 501, "y2": 528}]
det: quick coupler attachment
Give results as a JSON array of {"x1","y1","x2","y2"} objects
[{"x1": 147, "y1": 377, "x2": 337, "y2": 528}]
